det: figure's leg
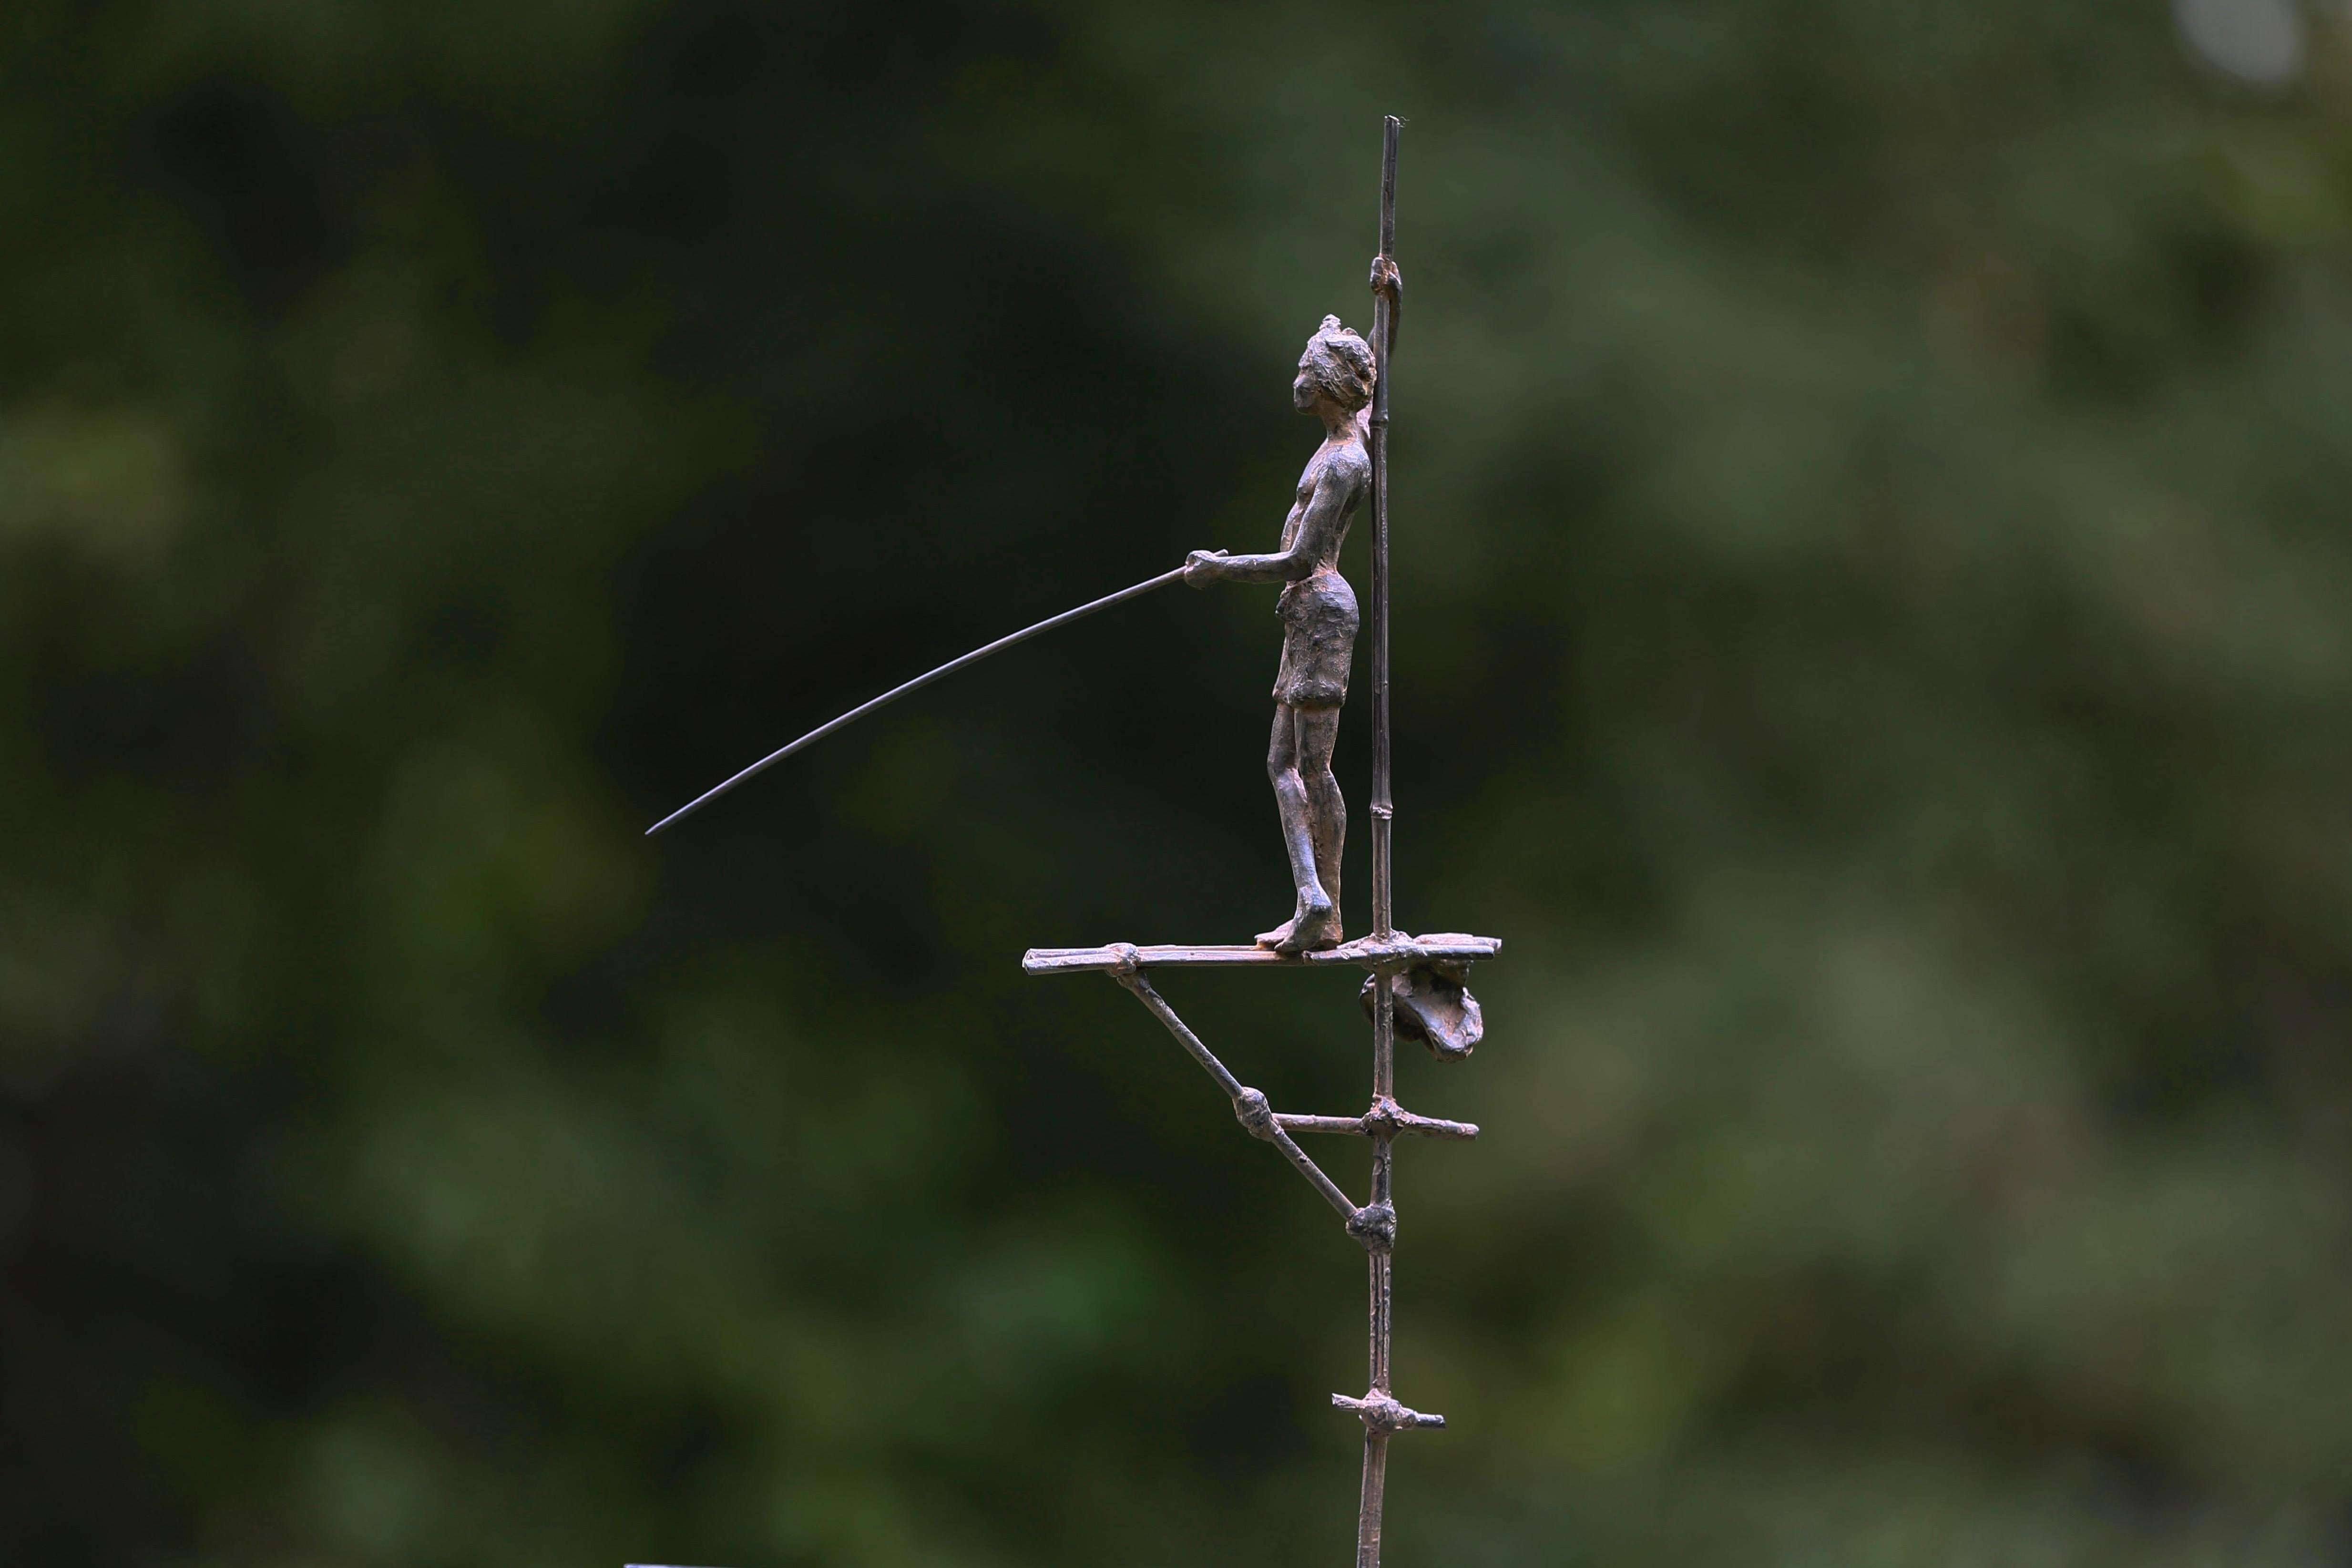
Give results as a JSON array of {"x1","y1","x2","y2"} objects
[
  {"x1": 1258, "y1": 703, "x2": 1337, "y2": 951},
  {"x1": 1294, "y1": 703, "x2": 1345, "y2": 942}
]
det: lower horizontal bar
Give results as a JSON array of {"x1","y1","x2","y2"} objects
[
  {"x1": 1278, "y1": 1105, "x2": 1479, "y2": 1140},
  {"x1": 1332, "y1": 1391, "x2": 1446, "y2": 1433},
  {"x1": 1022, "y1": 933, "x2": 1501, "y2": 976}
]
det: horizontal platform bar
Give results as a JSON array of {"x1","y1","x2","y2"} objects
[{"x1": 1022, "y1": 931, "x2": 1500, "y2": 976}]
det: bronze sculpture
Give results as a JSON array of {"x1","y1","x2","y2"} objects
[
  {"x1": 645, "y1": 116, "x2": 1489, "y2": 1568},
  {"x1": 1184, "y1": 315, "x2": 1374, "y2": 953}
]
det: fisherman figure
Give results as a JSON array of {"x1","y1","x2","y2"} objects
[{"x1": 1186, "y1": 315, "x2": 1376, "y2": 953}]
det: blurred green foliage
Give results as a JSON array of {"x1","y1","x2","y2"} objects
[{"x1": 8, "y1": 1, "x2": 2352, "y2": 1564}]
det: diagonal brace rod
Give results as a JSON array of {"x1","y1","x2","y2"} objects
[{"x1": 1113, "y1": 972, "x2": 1360, "y2": 1222}]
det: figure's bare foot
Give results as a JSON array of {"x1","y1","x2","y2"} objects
[
  {"x1": 1258, "y1": 893, "x2": 1340, "y2": 954},
  {"x1": 1284, "y1": 900, "x2": 1342, "y2": 953},
  {"x1": 1256, "y1": 913, "x2": 1301, "y2": 949}
]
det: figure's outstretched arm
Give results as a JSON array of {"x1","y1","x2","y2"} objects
[{"x1": 1186, "y1": 460, "x2": 1366, "y2": 588}]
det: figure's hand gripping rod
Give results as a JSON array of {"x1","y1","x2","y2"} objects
[{"x1": 646, "y1": 564, "x2": 1186, "y2": 835}]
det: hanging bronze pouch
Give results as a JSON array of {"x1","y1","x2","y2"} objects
[{"x1": 1360, "y1": 962, "x2": 1482, "y2": 1061}]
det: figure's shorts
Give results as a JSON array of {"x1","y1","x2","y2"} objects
[{"x1": 1273, "y1": 569, "x2": 1359, "y2": 707}]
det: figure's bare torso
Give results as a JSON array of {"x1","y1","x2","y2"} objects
[
  {"x1": 1268, "y1": 428, "x2": 1370, "y2": 713},
  {"x1": 1281, "y1": 430, "x2": 1371, "y2": 572}
]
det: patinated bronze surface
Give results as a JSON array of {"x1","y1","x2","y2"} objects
[
  {"x1": 1026, "y1": 117, "x2": 1491, "y2": 1568},
  {"x1": 649, "y1": 115, "x2": 1481, "y2": 1568},
  {"x1": 1364, "y1": 962, "x2": 1484, "y2": 1060},
  {"x1": 1022, "y1": 925, "x2": 1498, "y2": 1568},
  {"x1": 1185, "y1": 316, "x2": 1375, "y2": 953}
]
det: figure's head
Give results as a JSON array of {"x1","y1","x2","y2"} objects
[{"x1": 1293, "y1": 315, "x2": 1376, "y2": 417}]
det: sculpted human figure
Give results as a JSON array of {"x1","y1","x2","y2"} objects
[{"x1": 1186, "y1": 315, "x2": 1376, "y2": 953}]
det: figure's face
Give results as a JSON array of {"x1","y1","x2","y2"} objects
[{"x1": 1293, "y1": 349, "x2": 1321, "y2": 413}]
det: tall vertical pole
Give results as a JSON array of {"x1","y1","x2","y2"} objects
[
  {"x1": 1355, "y1": 112, "x2": 1403, "y2": 1568},
  {"x1": 1368, "y1": 120, "x2": 1400, "y2": 950}
]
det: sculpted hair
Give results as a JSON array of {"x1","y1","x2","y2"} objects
[{"x1": 1304, "y1": 315, "x2": 1376, "y2": 412}]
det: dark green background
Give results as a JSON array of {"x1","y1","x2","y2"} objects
[{"x1": 9, "y1": 2, "x2": 2352, "y2": 1563}]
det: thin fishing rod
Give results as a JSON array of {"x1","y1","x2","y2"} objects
[{"x1": 646, "y1": 564, "x2": 1187, "y2": 836}]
